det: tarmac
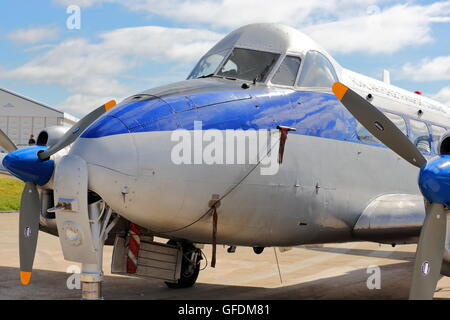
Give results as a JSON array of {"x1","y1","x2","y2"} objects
[{"x1": 0, "y1": 212, "x2": 449, "y2": 300}]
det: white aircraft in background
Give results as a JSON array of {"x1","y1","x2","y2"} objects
[{"x1": 1, "y1": 23, "x2": 449, "y2": 300}]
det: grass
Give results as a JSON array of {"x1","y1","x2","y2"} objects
[{"x1": 0, "y1": 175, "x2": 24, "y2": 211}]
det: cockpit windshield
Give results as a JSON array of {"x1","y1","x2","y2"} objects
[
  {"x1": 188, "y1": 48, "x2": 280, "y2": 83},
  {"x1": 188, "y1": 49, "x2": 229, "y2": 79},
  {"x1": 217, "y1": 48, "x2": 279, "y2": 82}
]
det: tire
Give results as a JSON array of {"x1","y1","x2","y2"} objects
[{"x1": 165, "y1": 241, "x2": 201, "y2": 289}]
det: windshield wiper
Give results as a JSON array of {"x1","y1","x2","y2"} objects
[{"x1": 197, "y1": 73, "x2": 215, "y2": 79}]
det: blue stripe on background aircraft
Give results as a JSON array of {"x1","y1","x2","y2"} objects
[{"x1": 1, "y1": 23, "x2": 449, "y2": 300}]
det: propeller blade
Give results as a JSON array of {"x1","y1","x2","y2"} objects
[
  {"x1": 0, "y1": 128, "x2": 17, "y2": 153},
  {"x1": 332, "y1": 82, "x2": 426, "y2": 168},
  {"x1": 19, "y1": 182, "x2": 41, "y2": 285},
  {"x1": 409, "y1": 203, "x2": 447, "y2": 299},
  {"x1": 38, "y1": 100, "x2": 116, "y2": 160}
]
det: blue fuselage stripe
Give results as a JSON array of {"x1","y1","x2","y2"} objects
[{"x1": 81, "y1": 87, "x2": 437, "y2": 155}]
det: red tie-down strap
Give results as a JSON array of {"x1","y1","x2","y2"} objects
[
  {"x1": 127, "y1": 223, "x2": 141, "y2": 274},
  {"x1": 211, "y1": 207, "x2": 218, "y2": 268},
  {"x1": 209, "y1": 194, "x2": 221, "y2": 268},
  {"x1": 277, "y1": 126, "x2": 296, "y2": 164}
]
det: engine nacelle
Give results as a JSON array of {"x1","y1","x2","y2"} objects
[
  {"x1": 36, "y1": 126, "x2": 71, "y2": 191},
  {"x1": 35, "y1": 126, "x2": 71, "y2": 237},
  {"x1": 36, "y1": 125, "x2": 70, "y2": 147},
  {"x1": 437, "y1": 131, "x2": 450, "y2": 156}
]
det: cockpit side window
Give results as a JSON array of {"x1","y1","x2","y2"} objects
[
  {"x1": 356, "y1": 122, "x2": 381, "y2": 145},
  {"x1": 356, "y1": 112, "x2": 407, "y2": 146},
  {"x1": 297, "y1": 51, "x2": 338, "y2": 90},
  {"x1": 188, "y1": 49, "x2": 229, "y2": 79},
  {"x1": 271, "y1": 56, "x2": 301, "y2": 86},
  {"x1": 217, "y1": 48, "x2": 280, "y2": 82},
  {"x1": 409, "y1": 119, "x2": 431, "y2": 154},
  {"x1": 384, "y1": 112, "x2": 407, "y2": 135},
  {"x1": 431, "y1": 125, "x2": 447, "y2": 153}
]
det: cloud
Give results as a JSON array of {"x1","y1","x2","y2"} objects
[
  {"x1": 52, "y1": 0, "x2": 450, "y2": 56},
  {"x1": 99, "y1": 26, "x2": 221, "y2": 62},
  {"x1": 400, "y1": 55, "x2": 450, "y2": 81},
  {"x1": 57, "y1": 93, "x2": 122, "y2": 116},
  {"x1": 52, "y1": 0, "x2": 113, "y2": 8},
  {"x1": 3, "y1": 26, "x2": 222, "y2": 116},
  {"x1": 116, "y1": 0, "x2": 450, "y2": 54},
  {"x1": 86, "y1": 0, "x2": 450, "y2": 55},
  {"x1": 7, "y1": 27, "x2": 60, "y2": 45},
  {"x1": 118, "y1": 0, "x2": 391, "y2": 29},
  {"x1": 121, "y1": 0, "x2": 331, "y2": 28},
  {"x1": 432, "y1": 87, "x2": 450, "y2": 106},
  {"x1": 304, "y1": 2, "x2": 450, "y2": 54},
  {"x1": 7, "y1": 1, "x2": 450, "y2": 116}
]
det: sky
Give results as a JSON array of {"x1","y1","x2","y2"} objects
[{"x1": 0, "y1": 0, "x2": 449, "y2": 118}]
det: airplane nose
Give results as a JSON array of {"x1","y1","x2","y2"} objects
[
  {"x1": 70, "y1": 114, "x2": 138, "y2": 176},
  {"x1": 2, "y1": 146, "x2": 55, "y2": 185}
]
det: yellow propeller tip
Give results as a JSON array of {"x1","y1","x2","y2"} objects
[
  {"x1": 332, "y1": 82, "x2": 348, "y2": 101},
  {"x1": 20, "y1": 271, "x2": 31, "y2": 285},
  {"x1": 104, "y1": 100, "x2": 117, "y2": 111}
]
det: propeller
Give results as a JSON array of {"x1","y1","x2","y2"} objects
[
  {"x1": 38, "y1": 100, "x2": 116, "y2": 160},
  {"x1": 0, "y1": 137, "x2": 41, "y2": 285},
  {"x1": 332, "y1": 82, "x2": 448, "y2": 300},
  {"x1": 1, "y1": 99, "x2": 116, "y2": 285},
  {"x1": 18, "y1": 182, "x2": 41, "y2": 285},
  {"x1": 0, "y1": 128, "x2": 17, "y2": 153}
]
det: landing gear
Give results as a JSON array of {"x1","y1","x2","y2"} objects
[
  {"x1": 80, "y1": 200, "x2": 119, "y2": 299},
  {"x1": 165, "y1": 241, "x2": 202, "y2": 289},
  {"x1": 80, "y1": 266, "x2": 103, "y2": 300},
  {"x1": 53, "y1": 156, "x2": 119, "y2": 300}
]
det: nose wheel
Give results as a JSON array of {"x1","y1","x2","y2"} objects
[{"x1": 165, "y1": 241, "x2": 202, "y2": 289}]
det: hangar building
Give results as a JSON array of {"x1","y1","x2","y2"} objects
[{"x1": 0, "y1": 87, "x2": 78, "y2": 148}]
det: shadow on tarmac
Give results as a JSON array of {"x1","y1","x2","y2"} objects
[{"x1": 0, "y1": 261, "x2": 416, "y2": 300}]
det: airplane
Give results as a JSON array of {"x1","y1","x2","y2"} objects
[{"x1": 0, "y1": 23, "x2": 449, "y2": 300}]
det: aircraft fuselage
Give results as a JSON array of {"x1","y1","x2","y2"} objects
[{"x1": 69, "y1": 77, "x2": 431, "y2": 247}]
